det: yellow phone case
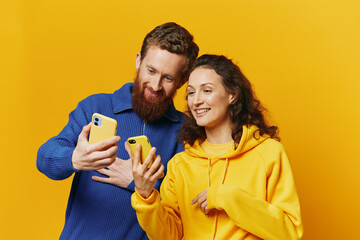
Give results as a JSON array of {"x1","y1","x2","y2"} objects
[
  {"x1": 127, "y1": 135, "x2": 164, "y2": 178},
  {"x1": 127, "y1": 135, "x2": 152, "y2": 165},
  {"x1": 88, "y1": 113, "x2": 117, "y2": 144}
]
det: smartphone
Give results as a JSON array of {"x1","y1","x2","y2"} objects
[
  {"x1": 127, "y1": 135, "x2": 164, "y2": 178},
  {"x1": 127, "y1": 135, "x2": 153, "y2": 165},
  {"x1": 88, "y1": 113, "x2": 117, "y2": 144}
]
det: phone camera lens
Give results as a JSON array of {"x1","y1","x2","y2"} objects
[
  {"x1": 94, "y1": 122, "x2": 98, "y2": 126},
  {"x1": 129, "y1": 139, "x2": 136, "y2": 144},
  {"x1": 94, "y1": 117, "x2": 99, "y2": 122}
]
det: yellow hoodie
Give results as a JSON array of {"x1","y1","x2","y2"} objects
[{"x1": 131, "y1": 125, "x2": 303, "y2": 239}]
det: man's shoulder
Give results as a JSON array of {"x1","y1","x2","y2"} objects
[
  {"x1": 79, "y1": 83, "x2": 133, "y2": 108},
  {"x1": 79, "y1": 92, "x2": 113, "y2": 108},
  {"x1": 112, "y1": 82, "x2": 134, "y2": 96},
  {"x1": 161, "y1": 103, "x2": 187, "y2": 124}
]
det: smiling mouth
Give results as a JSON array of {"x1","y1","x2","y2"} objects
[
  {"x1": 195, "y1": 109, "x2": 210, "y2": 114},
  {"x1": 144, "y1": 87, "x2": 163, "y2": 99}
]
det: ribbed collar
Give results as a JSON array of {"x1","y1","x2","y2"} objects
[{"x1": 111, "y1": 82, "x2": 182, "y2": 123}]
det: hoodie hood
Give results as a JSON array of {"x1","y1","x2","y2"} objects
[{"x1": 184, "y1": 125, "x2": 270, "y2": 160}]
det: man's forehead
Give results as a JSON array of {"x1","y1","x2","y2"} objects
[
  {"x1": 143, "y1": 46, "x2": 184, "y2": 60},
  {"x1": 141, "y1": 47, "x2": 186, "y2": 74}
]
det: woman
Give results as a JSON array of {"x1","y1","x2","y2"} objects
[{"x1": 129, "y1": 54, "x2": 303, "y2": 239}]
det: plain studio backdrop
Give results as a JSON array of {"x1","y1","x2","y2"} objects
[{"x1": 1, "y1": 0, "x2": 359, "y2": 239}]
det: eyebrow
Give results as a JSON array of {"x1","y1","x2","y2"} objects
[
  {"x1": 187, "y1": 82, "x2": 216, "y2": 89},
  {"x1": 146, "y1": 64, "x2": 156, "y2": 71}
]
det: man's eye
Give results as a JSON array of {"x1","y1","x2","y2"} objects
[
  {"x1": 165, "y1": 76, "x2": 172, "y2": 81},
  {"x1": 148, "y1": 69, "x2": 154, "y2": 73}
]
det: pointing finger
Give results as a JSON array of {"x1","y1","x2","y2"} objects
[
  {"x1": 131, "y1": 143, "x2": 142, "y2": 168},
  {"x1": 191, "y1": 194, "x2": 200, "y2": 205},
  {"x1": 142, "y1": 147, "x2": 156, "y2": 168},
  {"x1": 90, "y1": 135, "x2": 120, "y2": 151},
  {"x1": 124, "y1": 142, "x2": 133, "y2": 159}
]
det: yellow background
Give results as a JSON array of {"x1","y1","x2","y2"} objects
[{"x1": 1, "y1": 0, "x2": 359, "y2": 239}]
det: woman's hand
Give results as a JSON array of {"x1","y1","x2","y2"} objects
[
  {"x1": 191, "y1": 189, "x2": 209, "y2": 215},
  {"x1": 126, "y1": 142, "x2": 164, "y2": 199}
]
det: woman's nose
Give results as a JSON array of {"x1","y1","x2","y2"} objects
[{"x1": 193, "y1": 92, "x2": 203, "y2": 105}]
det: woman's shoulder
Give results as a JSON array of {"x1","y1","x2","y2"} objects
[
  {"x1": 254, "y1": 138, "x2": 288, "y2": 165},
  {"x1": 257, "y1": 137, "x2": 284, "y2": 151},
  {"x1": 169, "y1": 150, "x2": 190, "y2": 166}
]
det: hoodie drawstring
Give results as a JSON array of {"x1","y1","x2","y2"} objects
[
  {"x1": 207, "y1": 157, "x2": 211, "y2": 188},
  {"x1": 207, "y1": 157, "x2": 229, "y2": 187},
  {"x1": 221, "y1": 158, "x2": 229, "y2": 184},
  {"x1": 209, "y1": 158, "x2": 229, "y2": 240}
]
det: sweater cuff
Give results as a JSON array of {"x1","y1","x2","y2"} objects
[
  {"x1": 68, "y1": 148, "x2": 80, "y2": 173},
  {"x1": 63, "y1": 148, "x2": 80, "y2": 174},
  {"x1": 207, "y1": 185, "x2": 219, "y2": 209},
  {"x1": 134, "y1": 188, "x2": 159, "y2": 204}
]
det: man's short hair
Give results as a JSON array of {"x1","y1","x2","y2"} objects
[{"x1": 140, "y1": 22, "x2": 199, "y2": 81}]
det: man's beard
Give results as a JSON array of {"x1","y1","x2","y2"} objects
[{"x1": 132, "y1": 73, "x2": 175, "y2": 122}]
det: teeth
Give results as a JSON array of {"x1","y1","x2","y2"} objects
[{"x1": 196, "y1": 109, "x2": 209, "y2": 114}]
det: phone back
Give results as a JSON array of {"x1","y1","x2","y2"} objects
[
  {"x1": 127, "y1": 135, "x2": 152, "y2": 165},
  {"x1": 88, "y1": 113, "x2": 117, "y2": 144}
]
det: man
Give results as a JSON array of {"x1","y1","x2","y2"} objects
[{"x1": 37, "y1": 22, "x2": 199, "y2": 239}]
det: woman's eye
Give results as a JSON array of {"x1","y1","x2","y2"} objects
[
  {"x1": 204, "y1": 89, "x2": 212, "y2": 93},
  {"x1": 187, "y1": 91, "x2": 195, "y2": 96}
]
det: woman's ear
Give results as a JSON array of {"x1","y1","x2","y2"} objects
[{"x1": 229, "y1": 94, "x2": 236, "y2": 105}]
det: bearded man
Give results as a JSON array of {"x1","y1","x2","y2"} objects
[{"x1": 37, "y1": 22, "x2": 199, "y2": 240}]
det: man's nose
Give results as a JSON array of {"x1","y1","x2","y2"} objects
[{"x1": 150, "y1": 76, "x2": 162, "y2": 91}]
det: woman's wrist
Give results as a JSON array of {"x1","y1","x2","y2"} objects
[{"x1": 135, "y1": 187, "x2": 154, "y2": 199}]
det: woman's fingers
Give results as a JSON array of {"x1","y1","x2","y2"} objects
[{"x1": 191, "y1": 189, "x2": 209, "y2": 215}]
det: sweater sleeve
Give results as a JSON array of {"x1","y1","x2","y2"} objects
[
  {"x1": 207, "y1": 146, "x2": 303, "y2": 240},
  {"x1": 36, "y1": 99, "x2": 92, "y2": 180},
  {"x1": 131, "y1": 159, "x2": 183, "y2": 240}
]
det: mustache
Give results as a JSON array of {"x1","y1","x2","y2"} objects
[
  {"x1": 144, "y1": 85, "x2": 165, "y2": 96},
  {"x1": 132, "y1": 73, "x2": 173, "y2": 122}
]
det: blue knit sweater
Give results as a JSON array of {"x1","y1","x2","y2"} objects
[{"x1": 37, "y1": 83, "x2": 184, "y2": 239}]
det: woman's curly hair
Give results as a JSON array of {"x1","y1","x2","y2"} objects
[{"x1": 178, "y1": 54, "x2": 279, "y2": 147}]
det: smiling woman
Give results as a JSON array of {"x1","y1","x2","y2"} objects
[
  {"x1": 131, "y1": 54, "x2": 303, "y2": 240},
  {"x1": 180, "y1": 54, "x2": 279, "y2": 147},
  {"x1": 187, "y1": 67, "x2": 234, "y2": 142}
]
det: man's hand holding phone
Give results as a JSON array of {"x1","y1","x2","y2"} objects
[
  {"x1": 72, "y1": 118, "x2": 120, "y2": 171},
  {"x1": 127, "y1": 142, "x2": 164, "y2": 199}
]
